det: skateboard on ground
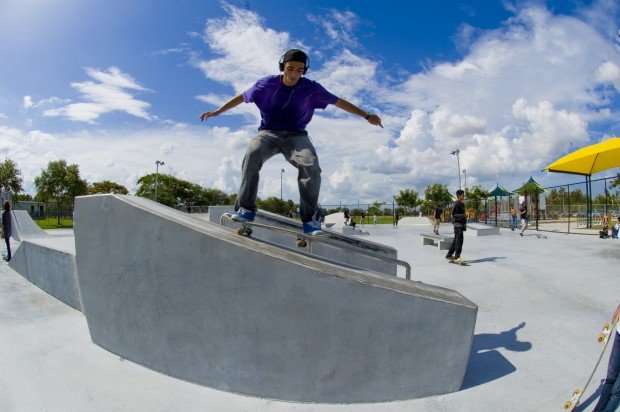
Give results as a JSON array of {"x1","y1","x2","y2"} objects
[
  {"x1": 564, "y1": 304, "x2": 620, "y2": 410},
  {"x1": 447, "y1": 257, "x2": 469, "y2": 266},
  {"x1": 220, "y1": 213, "x2": 327, "y2": 247}
]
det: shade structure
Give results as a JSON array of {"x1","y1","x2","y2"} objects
[
  {"x1": 543, "y1": 137, "x2": 620, "y2": 176},
  {"x1": 488, "y1": 182, "x2": 513, "y2": 197},
  {"x1": 514, "y1": 177, "x2": 544, "y2": 195},
  {"x1": 487, "y1": 183, "x2": 514, "y2": 227},
  {"x1": 543, "y1": 137, "x2": 620, "y2": 228}
]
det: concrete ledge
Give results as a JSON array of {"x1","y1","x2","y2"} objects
[
  {"x1": 74, "y1": 195, "x2": 477, "y2": 403},
  {"x1": 420, "y1": 233, "x2": 454, "y2": 250},
  {"x1": 466, "y1": 223, "x2": 500, "y2": 236},
  {"x1": 9, "y1": 237, "x2": 80, "y2": 310}
]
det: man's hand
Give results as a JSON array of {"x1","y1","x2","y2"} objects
[
  {"x1": 199, "y1": 110, "x2": 219, "y2": 122},
  {"x1": 366, "y1": 113, "x2": 383, "y2": 128}
]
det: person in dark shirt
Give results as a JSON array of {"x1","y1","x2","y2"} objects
[
  {"x1": 433, "y1": 203, "x2": 443, "y2": 234},
  {"x1": 446, "y1": 190, "x2": 466, "y2": 263},
  {"x1": 2, "y1": 201, "x2": 12, "y2": 262},
  {"x1": 200, "y1": 49, "x2": 383, "y2": 235},
  {"x1": 519, "y1": 200, "x2": 528, "y2": 236}
]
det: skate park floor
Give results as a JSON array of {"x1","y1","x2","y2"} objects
[{"x1": 1, "y1": 222, "x2": 618, "y2": 411}]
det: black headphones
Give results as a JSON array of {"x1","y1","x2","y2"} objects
[{"x1": 279, "y1": 49, "x2": 309, "y2": 74}]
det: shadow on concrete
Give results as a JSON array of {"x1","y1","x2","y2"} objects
[
  {"x1": 467, "y1": 256, "x2": 507, "y2": 264},
  {"x1": 573, "y1": 380, "x2": 604, "y2": 411},
  {"x1": 461, "y1": 322, "x2": 532, "y2": 390}
]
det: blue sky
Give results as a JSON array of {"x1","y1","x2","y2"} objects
[{"x1": 0, "y1": 0, "x2": 619, "y2": 205}]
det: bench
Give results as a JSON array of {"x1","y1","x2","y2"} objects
[{"x1": 420, "y1": 233, "x2": 454, "y2": 250}]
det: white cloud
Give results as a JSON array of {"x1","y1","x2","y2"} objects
[
  {"x1": 23, "y1": 96, "x2": 33, "y2": 108},
  {"x1": 307, "y1": 10, "x2": 361, "y2": 49},
  {"x1": 595, "y1": 61, "x2": 620, "y2": 90},
  {"x1": 194, "y1": 3, "x2": 300, "y2": 93},
  {"x1": 43, "y1": 67, "x2": 152, "y2": 123}
]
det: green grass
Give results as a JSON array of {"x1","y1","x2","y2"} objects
[
  {"x1": 35, "y1": 218, "x2": 74, "y2": 229},
  {"x1": 350, "y1": 216, "x2": 398, "y2": 225}
]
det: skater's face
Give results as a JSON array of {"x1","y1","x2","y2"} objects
[{"x1": 281, "y1": 61, "x2": 305, "y2": 86}]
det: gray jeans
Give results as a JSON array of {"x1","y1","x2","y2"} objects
[{"x1": 235, "y1": 130, "x2": 321, "y2": 222}]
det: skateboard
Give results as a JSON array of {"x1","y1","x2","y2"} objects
[
  {"x1": 220, "y1": 213, "x2": 327, "y2": 247},
  {"x1": 447, "y1": 257, "x2": 469, "y2": 266},
  {"x1": 564, "y1": 305, "x2": 620, "y2": 410},
  {"x1": 219, "y1": 213, "x2": 413, "y2": 279}
]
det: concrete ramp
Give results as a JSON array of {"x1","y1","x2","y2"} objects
[
  {"x1": 8, "y1": 211, "x2": 80, "y2": 310},
  {"x1": 11, "y1": 210, "x2": 50, "y2": 241},
  {"x1": 74, "y1": 194, "x2": 477, "y2": 403}
]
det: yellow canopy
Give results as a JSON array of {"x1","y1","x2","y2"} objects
[{"x1": 543, "y1": 137, "x2": 620, "y2": 176}]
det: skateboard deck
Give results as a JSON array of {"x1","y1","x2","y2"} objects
[
  {"x1": 564, "y1": 305, "x2": 620, "y2": 410},
  {"x1": 220, "y1": 213, "x2": 327, "y2": 247},
  {"x1": 219, "y1": 213, "x2": 413, "y2": 279}
]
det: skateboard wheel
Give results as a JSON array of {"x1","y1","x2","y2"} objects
[
  {"x1": 236, "y1": 228, "x2": 244, "y2": 236},
  {"x1": 573, "y1": 388, "x2": 580, "y2": 395},
  {"x1": 598, "y1": 333, "x2": 607, "y2": 343},
  {"x1": 564, "y1": 401, "x2": 572, "y2": 409},
  {"x1": 296, "y1": 240, "x2": 306, "y2": 248},
  {"x1": 247, "y1": 228, "x2": 253, "y2": 236}
]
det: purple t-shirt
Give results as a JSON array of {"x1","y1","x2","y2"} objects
[{"x1": 243, "y1": 75, "x2": 339, "y2": 132}]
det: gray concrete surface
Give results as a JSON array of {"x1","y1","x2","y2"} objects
[
  {"x1": 73, "y1": 195, "x2": 477, "y2": 403},
  {"x1": 8, "y1": 236, "x2": 80, "y2": 310},
  {"x1": 466, "y1": 222, "x2": 501, "y2": 236},
  {"x1": 7, "y1": 211, "x2": 80, "y2": 310},
  {"x1": 1, "y1": 206, "x2": 618, "y2": 411},
  {"x1": 10, "y1": 210, "x2": 50, "y2": 241}
]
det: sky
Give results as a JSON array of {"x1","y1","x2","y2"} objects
[{"x1": 0, "y1": 0, "x2": 619, "y2": 206}]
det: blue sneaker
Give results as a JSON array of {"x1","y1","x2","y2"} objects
[
  {"x1": 303, "y1": 212, "x2": 324, "y2": 236},
  {"x1": 231, "y1": 207, "x2": 255, "y2": 222}
]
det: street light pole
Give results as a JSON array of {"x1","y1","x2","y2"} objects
[
  {"x1": 450, "y1": 149, "x2": 461, "y2": 190},
  {"x1": 154, "y1": 160, "x2": 165, "y2": 202},
  {"x1": 280, "y1": 168, "x2": 285, "y2": 200},
  {"x1": 463, "y1": 169, "x2": 467, "y2": 189}
]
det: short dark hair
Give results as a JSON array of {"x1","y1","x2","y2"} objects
[{"x1": 456, "y1": 189, "x2": 464, "y2": 197}]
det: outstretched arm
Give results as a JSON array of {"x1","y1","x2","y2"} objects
[
  {"x1": 334, "y1": 98, "x2": 383, "y2": 128},
  {"x1": 199, "y1": 94, "x2": 244, "y2": 122}
]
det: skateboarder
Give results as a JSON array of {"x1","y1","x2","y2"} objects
[
  {"x1": 593, "y1": 303, "x2": 620, "y2": 411},
  {"x1": 200, "y1": 49, "x2": 383, "y2": 235},
  {"x1": 445, "y1": 189, "x2": 466, "y2": 263},
  {"x1": 519, "y1": 200, "x2": 528, "y2": 236},
  {"x1": 433, "y1": 203, "x2": 442, "y2": 234},
  {"x1": 2, "y1": 201, "x2": 12, "y2": 262}
]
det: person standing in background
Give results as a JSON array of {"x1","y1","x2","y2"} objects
[
  {"x1": 2, "y1": 201, "x2": 12, "y2": 262},
  {"x1": 519, "y1": 200, "x2": 528, "y2": 237}
]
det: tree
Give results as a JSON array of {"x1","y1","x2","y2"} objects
[
  {"x1": 421, "y1": 183, "x2": 453, "y2": 214},
  {"x1": 257, "y1": 197, "x2": 296, "y2": 216},
  {"x1": 89, "y1": 180, "x2": 129, "y2": 195},
  {"x1": 394, "y1": 189, "x2": 420, "y2": 214},
  {"x1": 0, "y1": 158, "x2": 24, "y2": 194},
  {"x1": 368, "y1": 201, "x2": 385, "y2": 216},
  {"x1": 464, "y1": 185, "x2": 489, "y2": 221},
  {"x1": 135, "y1": 173, "x2": 234, "y2": 209},
  {"x1": 34, "y1": 160, "x2": 88, "y2": 223},
  {"x1": 610, "y1": 172, "x2": 620, "y2": 188},
  {"x1": 14, "y1": 193, "x2": 33, "y2": 201}
]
